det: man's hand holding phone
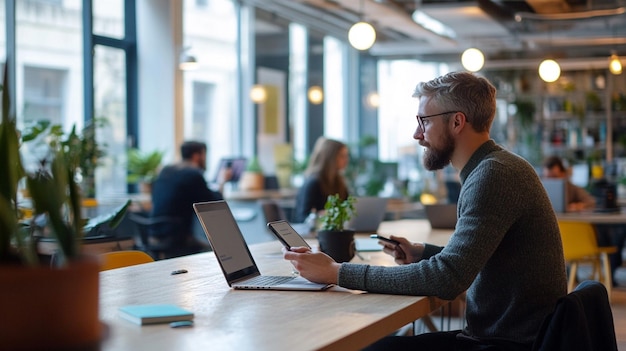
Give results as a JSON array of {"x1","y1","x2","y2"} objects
[{"x1": 371, "y1": 234, "x2": 425, "y2": 265}]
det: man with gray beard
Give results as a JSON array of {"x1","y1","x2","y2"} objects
[{"x1": 284, "y1": 72, "x2": 567, "y2": 350}]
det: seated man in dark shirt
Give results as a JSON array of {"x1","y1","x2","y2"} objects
[{"x1": 150, "y1": 141, "x2": 230, "y2": 259}]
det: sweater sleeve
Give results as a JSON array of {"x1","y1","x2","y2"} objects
[{"x1": 337, "y1": 157, "x2": 531, "y2": 300}]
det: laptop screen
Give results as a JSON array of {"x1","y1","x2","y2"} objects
[
  {"x1": 346, "y1": 197, "x2": 388, "y2": 232},
  {"x1": 193, "y1": 201, "x2": 259, "y2": 283},
  {"x1": 541, "y1": 179, "x2": 567, "y2": 213}
]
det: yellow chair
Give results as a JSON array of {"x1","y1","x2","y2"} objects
[
  {"x1": 99, "y1": 250, "x2": 155, "y2": 271},
  {"x1": 557, "y1": 220, "x2": 616, "y2": 298}
]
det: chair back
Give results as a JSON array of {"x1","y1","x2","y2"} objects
[
  {"x1": 260, "y1": 200, "x2": 288, "y2": 223},
  {"x1": 100, "y1": 250, "x2": 154, "y2": 271},
  {"x1": 127, "y1": 212, "x2": 181, "y2": 259},
  {"x1": 557, "y1": 220, "x2": 600, "y2": 260},
  {"x1": 532, "y1": 280, "x2": 617, "y2": 350}
]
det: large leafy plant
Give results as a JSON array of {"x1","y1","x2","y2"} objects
[
  {"x1": 22, "y1": 119, "x2": 107, "y2": 198},
  {"x1": 318, "y1": 194, "x2": 356, "y2": 232},
  {"x1": 126, "y1": 148, "x2": 164, "y2": 184},
  {"x1": 0, "y1": 68, "x2": 126, "y2": 267}
]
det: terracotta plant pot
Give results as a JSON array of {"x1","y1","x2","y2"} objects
[
  {"x1": 0, "y1": 258, "x2": 102, "y2": 350},
  {"x1": 317, "y1": 229, "x2": 356, "y2": 263},
  {"x1": 239, "y1": 171, "x2": 265, "y2": 191}
]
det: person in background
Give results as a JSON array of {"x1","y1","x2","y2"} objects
[
  {"x1": 293, "y1": 137, "x2": 350, "y2": 223},
  {"x1": 543, "y1": 157, "x2": 626, "y2": 286},
  {"x1": 542, "y1": 155, "x2": 596, "y2": 211},
  {"x1": 150, "y1": 141, "x2": 231, "y2": 258},
  {"x1": 284, "y1": 71, "x2": 567, "y2": 350}
]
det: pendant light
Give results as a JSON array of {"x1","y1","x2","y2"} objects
[
  {"x1": 250, "y1": 85, "x2": 267, "y2": 104},
  {"x1": 538, "y1": 27, "x2": 560, "y2": 82},
  {"x1": 348, "y1": 0, "x2": 376, "y2": 51},
  {"x1": 461, "y1": 48, "x2": 485, "y2": 72},
  {"x1": 179, "y1": 47, "x2": 198, "y2": 71},
  {"x1": 538, "y1": 59, "x2": 561, "y2": 82},
  {"x1": 609, "y1": 53, "x2": 622, "y2": 75},
  {"x1": 308, "y1": 86, "x2": 324, "y2": 105}
]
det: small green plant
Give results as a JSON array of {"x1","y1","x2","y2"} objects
[
  {"x1": 127, "y1": 148, "x2": 164, "y2": 184},
  {"x1": 319, "y1": 194, "x2": 356, "y2": 231},
  {"x1": 245, "y1": 156, "x2": 263, "y2": 173}
]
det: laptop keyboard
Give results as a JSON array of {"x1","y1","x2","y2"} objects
[{"x1": 244, "y1": 275, "x2": 294, "y2": 286}]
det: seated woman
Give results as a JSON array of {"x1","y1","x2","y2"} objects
[{"x1": 293, "y1": 137, "x2": 350, "y2": 223}]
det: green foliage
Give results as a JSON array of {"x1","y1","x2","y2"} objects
[
  {"x1": 26, "y1": 151, "x2": 83, "y2": 263},
  {"x1": 0, "y1": 66, "x2": 127, "y2": 267},
  {"x1": 345, "y1": 135, "x2": 386, "y2": 196},
  {"x1": 293, "y1": 156, "x2": 308, "y2": 174},
  {"x1": 319, "y1": 194, "x2": 356, "y2": 232},
  {"x1": 21, "y1": 119, "x2": 107, "y2": 198},
  {"x1": 245, "y1": 156, "x2": 263, "y2": 173},
  {"x1": 127, "y1": 148, "x2": 164, "y2": 184},
  {"x1": 585, "y1": 91, "x2": 602, "y2": 112},
  {"x1": 513, "y1": 99, "x2": 536, "y2": 130},
  {"x1": 0, "y1": 69, "x2": 25, "y2": 262}
]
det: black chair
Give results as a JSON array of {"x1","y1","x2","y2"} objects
[
  {"x1": 532, "y1": 280, "x2": 618, "y2": 351},
  {"x1": 259, "y1": 199, "x2": 288, "y2": 223},
  {"x1": 126, "y1": 212, "x2": 181, "y2": 260}
]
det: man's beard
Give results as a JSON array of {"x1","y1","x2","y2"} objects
[{"x1": 423, "y1": 130, "x2": 454, "y2": 171}]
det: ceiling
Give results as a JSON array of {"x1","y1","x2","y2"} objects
[{"x1": 248, "y1": 0, "x2": 626, "y2": 70}]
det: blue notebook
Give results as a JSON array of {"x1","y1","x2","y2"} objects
[{"x1": 118, "y1": 304, "x2": 194, "y2": 325}]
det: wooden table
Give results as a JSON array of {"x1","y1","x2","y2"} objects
[
  {"x1": 557, "y1": 208, "x2": 626, "y2": 224},
  {"x1": 99, "y1": 230, "x2": 446, "y2": 351},
  {"x1": 223, "y1": 188, "x2": 298, "y2": 201}
]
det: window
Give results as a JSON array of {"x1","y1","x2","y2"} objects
[
  {"x1": 182, "y1": 0, "x2": 239, "y2": 175},
  {"x1": 191, "y1": 81, "x2": 214, "y2": 141},
  {"x1": 22, "y1": 66, "x2": 66, "y2": 125},
  {"x1": 93, "y1": 0, "x2": 125, "y2": 39},
  {"x1": 93, "y1": 45, "x2": 127, "y2": 197}
]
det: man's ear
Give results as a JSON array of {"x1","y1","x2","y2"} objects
[{"x1": 452, "y1": 112, "x2": 465, "y2": 130}]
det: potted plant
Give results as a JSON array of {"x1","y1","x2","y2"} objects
[
  {"x1": 127, "y1": 148, "x2": 164, "y2": 193},
  {"x1": 21, "y1": 118, "x2": 108, "y2": 199},
  {"x1": 317, "y1": 194, "x2": 357, "y2": 263},
  {"x1": 238, "y1": 156, "x2": 265, "y2": 191},
  {"x1": 0, "y1": 70, "x2": 126, "y2": 349}
]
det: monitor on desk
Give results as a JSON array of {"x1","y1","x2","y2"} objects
[
  {"x1": 212, "y1": 157, "x2": 247, "y2": 183},
  {"x1": 541, "y1": 178, "x2": 567, "y2": 213}
]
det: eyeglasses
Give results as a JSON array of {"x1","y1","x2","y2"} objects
[{"x1": 416, "y1": 111, "x2": 459, "y2": 133}]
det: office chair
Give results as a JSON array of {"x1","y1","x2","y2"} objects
[
  {"x1": 127, "y1": 212, "x2": 181, "y2": 260},
  {"x1": 99, "y1": 250, "x2": 155, "y2": 271},
  {"x1": 259, "y1": 199, "x2": 288, "y2": 223},
  {"x1": 557, "y1": 220, "x2": 617, "y2": 297},
  {"x1": 532, "y1": 280, "x2": 618, "y2": 351}
]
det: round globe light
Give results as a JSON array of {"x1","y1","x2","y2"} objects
[
  {"x1": 348, "y1": 22, "x2": 376, "y2": 51},
  {"x1": 609, "y1": 54, "x2": 622, "y2": 75},
  {"x1": 307, "y1": 86, "x2": 324, "y2": 105},
  {"x1": 250, "y1": 85, "x2": 267, "y2": 104},
  {"x1": 538, "y1": 59, "x2": 561, "y2": 82},
  {"x1": 366, "y1": 92, "x2": 380, "y2": 108},
  {"x1": 461, "y1": 48, "x2": 485, "y2": 72}
]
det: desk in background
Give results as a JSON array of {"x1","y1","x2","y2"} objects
[
  {"x1": 557, "y1": 208, "x2": 626, "y2": 224},
  {"x1": 100, "y1": 221, "x2": 448, "y2": 351}
]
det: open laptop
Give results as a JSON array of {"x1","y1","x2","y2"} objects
[
  {"x1": 193, "y1": 200, "x2": 331, "y2": 291},
  {"x1": 424, "y1": 203, "x2": 457, "y2": 230},
  {"x1": 345, "y1": 197, "x2": 389, "y2": 233},
  {"x1": 541, "y1": 178, "x2": 567, "y2": 213}
]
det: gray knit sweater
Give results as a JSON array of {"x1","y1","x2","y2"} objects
[{"x1": 338, "y1": 140, "x2": 567, "y2": 346}]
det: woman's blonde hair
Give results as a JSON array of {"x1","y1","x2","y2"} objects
[{"x1": 305, "y1": 137, "x2": 349, "y2": 199}]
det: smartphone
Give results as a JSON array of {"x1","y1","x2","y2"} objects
[
  {"x1": 370, "y1": 234, "x2": 400, "y2": 246},
  {"x1": 267, "y1": 220, "x2": 311, "y2": 250}
]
